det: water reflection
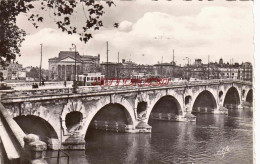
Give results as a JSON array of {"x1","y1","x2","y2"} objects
[{"x1": 46, "y1": 108, "x2": 253, "y2": 164}]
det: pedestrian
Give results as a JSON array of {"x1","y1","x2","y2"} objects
[{"x1": 64, "y1": 80, "x2": 67, "y2": 87}]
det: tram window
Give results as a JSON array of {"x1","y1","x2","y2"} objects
[
  {"x1": 91, "y1": 77, "x2": 94, "y2": 81},
  {"x1": 98, "y1": 77, "x2": 100, "y2": 80},
  {"x1": 87, "y1": 77, "x2": 90, "y2": 81}
]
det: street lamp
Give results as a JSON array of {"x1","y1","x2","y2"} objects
[
  {"x1": 72, "y1": 44, "x2": 77, "y2": 80},
  {"x1": 183, "y1": 57, "x2": 190, "y2": 81},
  {"x1": 39, "y1": 44, "x2": 43, "y2": 86},
  {"x1": 72, "y1": 43, "x2": 77, "y2": 93}
]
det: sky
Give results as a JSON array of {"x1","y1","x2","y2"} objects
[{"x1": 16, "y1": 0, "x2": 254, "y2": 69}]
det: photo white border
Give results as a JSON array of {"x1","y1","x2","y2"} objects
[{"x1": 253, "y1": 1, "x2": 259, "y2": 164}]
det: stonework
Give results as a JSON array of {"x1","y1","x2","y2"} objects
[
  {"x1": 61, "y1": 100, "x2": 87, "y2": 136},
  {"x1": 1, "y1": 81, "x2": 252, "y2": 150}
]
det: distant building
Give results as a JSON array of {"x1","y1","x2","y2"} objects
[
  {"x1": 219, "y1": 67, "x2": 231, "y2": 79},
  {"x1": 48, "y1": 51, "x2": 100, "y2": 80},
  {"x1": 0, "y1": 63, "x2": 24, "y2": 80},
  {"x1": 189, "y1": 64, "x2": 208, "y2": 80},
  {"x1": 17, "y1": 70, "x2": 27, "y2": 80},
  {"x1": 219, "y1": 58, "x2": 224, "y2": 67},
  {"x1": 119, "y1": 60, "x2": 154, "y2": 78},
  {"x1": 240, "y1": 62, "x2": 253, "y2": 81},
  {"x1": 188, "y1": 59, "x2": 249, "y2": 80},
  {"x1": 153, "y1": 63, "x2": 182, "y2": 79},
  {"x1": 100, "y1": 62, "x2": 119, "y2": 79},
  {"x1": 100, "y1": 59, "x2": 155, "y2": 79},
  {"x1": 195, "y1": 59, "x2": 202, "y2": 66}
]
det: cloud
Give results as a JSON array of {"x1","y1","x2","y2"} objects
[
  {"x1": 18, "y1": 5, "x2": 254, "y2": 69},
  {"x1": 18, "y1": 28, "x2": 83, "y2": 69},
  {"x1": 118, "y1": 21, "x2": 133, "y2": 32}
]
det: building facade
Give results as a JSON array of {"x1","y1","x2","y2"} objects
[
  {"x1": 240, "y1": 62, "x2": 253, "y2": 81},
  {"x1": 153, "y1": 62, "x2": 183, "y2": 79},
  {"x1": 186, "y1": 58, "x2": 251, "y2": 81},
  {"x1": 48, "y1": 51, "x2": 100, "y2": 81},
  {"x1": 0, "y1": 63, "x2": 25, "y2": 80},
  {"x1": 100, "y1": 60, "x2": 155, "y2": 79}
]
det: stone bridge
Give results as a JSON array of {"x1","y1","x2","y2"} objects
[{"x1": 0, "y1": 80, "x2": 253, "y2": 150}]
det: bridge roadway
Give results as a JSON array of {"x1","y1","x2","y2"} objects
[
  {"x1": 0, "y1": 79, "x2": 253, "y2": 153},
  {"x1": 1, "y1": 79, "x2": 252, "y2": 101}
]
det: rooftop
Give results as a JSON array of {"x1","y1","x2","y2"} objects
[{"x1": 49, "y1": 51, "x2": 99, "y2": 62}]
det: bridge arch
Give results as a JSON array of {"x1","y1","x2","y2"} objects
[
  {"x1": 246, "y1": 89, "x2": 253, "y2": 103},
  {"x1": 223, "y1": 87, "x2": 240, "y2": 108},
  {"x1": 147, "y1": 95, "x2": 182, "y2": 121},
  {"x1": 82, "y1": 96, "x2": 136, "y2": 138},
  {"x1": 14, "y1": 115, "x2": 58, "y2": 149},
  {"x1": 191, "y1": 90, "x2": 217, "y2": 113}
]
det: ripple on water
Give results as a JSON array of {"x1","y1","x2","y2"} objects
[{"x1": 46, "y1": 111, "x2": 253, "y2": 164}]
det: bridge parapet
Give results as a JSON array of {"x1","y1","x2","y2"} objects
[
  {"x1": 0, "y1": 80, "x2": 252, "y2": 103},
  {"x1": 7, "y1": 81, "x2": 73, "y2": 89}
]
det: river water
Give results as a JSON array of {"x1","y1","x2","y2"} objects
[{"x1": 46, "y1": 108, "x2": 253, "y2": 164}]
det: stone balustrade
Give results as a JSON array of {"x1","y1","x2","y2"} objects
[
  {"x1": 0, "y1": 79, "x2": 252, "y2": 103},
  {"x1": 7, "y1": 81, "x2": 73, "y2": 89}
]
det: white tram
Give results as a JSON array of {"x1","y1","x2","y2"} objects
[{"x1": 77, "y1": 73, "x2": 105, "y2": 86}]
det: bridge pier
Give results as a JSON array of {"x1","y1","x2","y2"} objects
[
  {"x1": 213, "y1": 106, "x2": 228, "y2": 114},
  {"x1": 192, "y1": 106, "x2": 228, "y2": 115},
  {"x1": 61, "y1": 134, "x2": 85, "y2": 150},
  {"x1": 89, "y1": 120, "x2": 138, "y2": 133},
  {"x1": 240, "y1": 100, "x2": 253, "y2": 108},
  {"x1": 47, "y1": 138, "x2": 60, "y2": 150},
  {"x1": 183, "y1": 113, "x2": 196, "y2": 122},
  {"x1": 182, "y1": 104, "x2": 196, "y2": 121},
  {"x1": 149, "y1": 112, "x2": 195, "y2": 122},
  {"x1": 135, "y1": 121, "x2": 152, "y2": 132},
  {"x1": 89, "y1": 120, "x2": 152, "y2": 133},
  {"x1": 239, "y1": 100, "x2": 245, "y2": 108}
]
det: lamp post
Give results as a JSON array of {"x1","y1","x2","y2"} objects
[
  {"x1": 39, "y1": 44, "x2": 43, "y2": 86},
  {"x1": 72, "y1": 43, "x2": 77, "y2": 93},
  {"x1": 184, "y1": 57, "x2": 190, "y2": 81},
  {"x1": 208, "y1": 55, "x2": 210, "y2": 80}
]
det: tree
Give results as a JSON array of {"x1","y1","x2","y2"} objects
[
  {"x1": 27, "y1": 67, "x2": 39, "y2": 80},
  {"x1": 0, "y1": 0, "x2": 115, "y2": 66},
  {"x1": 0, "y1": 72, "x2": 3, "y2": 82}
]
